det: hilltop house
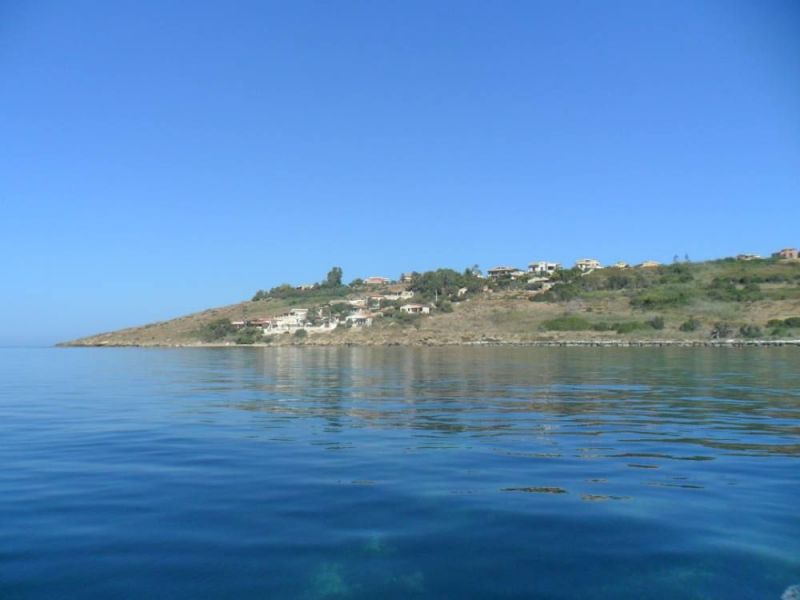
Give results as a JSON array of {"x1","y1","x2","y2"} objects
[
  {"x1": 611, "y1": 261, "x2": 630, "y2": 269},
  {"x1": 400, "y1": 304, "x2": 431, "y2": 315},
  {"x1": 737, "y1": 253, "x2": 762, "y2": 261},
  {"x1": 639, "y1": 260, "x2": 661, "y2": 268},
  {"x1": 528, "y1": 261, "x2": 561, "y2": 276},
  {"x1": 400, "y1": 272, "x2": 414, "y2": 283},
  {"x1": 365, "y1": 276, "x2": 391, "y2": 285},
  {"x1": 487, "y1": 265, "x2": 522, "y2": 279},
  {"x1": 773, "y1": 248, "x2": 799, "y2": 260},
  {"x1": 575, "y1": 258, "x2": 602, "y2": 272}
]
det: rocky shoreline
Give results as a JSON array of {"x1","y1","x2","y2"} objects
[{"x1": 58, "y1": 338, "x2": 800, "y2": 349}]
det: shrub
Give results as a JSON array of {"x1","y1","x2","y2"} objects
[
  {"x1": 706, "y1": 279, "x2": 763, "y2": 302},
  {"x1": 710, "y1": 322, "x2": 733, "y2": 339},
  {"x1": 293, "y1": 329, "x2": 307, "y2": 339},
  {"x1": 631, "y1": 287, "x2": 691, "y2": 309},
  {"x1": 235, "y1": 326, "x2": 262, "y2": 345},
  {"x1": 739, "y1": 324, "x2": 763, "y2": 339},
  {"x1": 647, "y1": 316, "x2": 665, "y2": 330},
  {"x1": 437, "y1": 300, "x2": 454, "y2": 313},
  {"x1": 679, "y1": 318, "x2": 701, "y2": 332},
  {"x1": 766, "y1": 317, "x2": 800, "y2": 330},
  {"x1": 533, "y1": 284, "x2": 581, "y2": 302},
  {"x1": 197, "y1": 319, "x2": 237, "y2": 342},
  {"x1": 659, "y1": 264, "x2": 694, "y2": 284},
  {"x1": 542, "y1": 315, "x2": 593, "y2": 331}
]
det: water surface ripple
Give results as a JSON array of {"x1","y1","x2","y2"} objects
[{"x1": 1, "y1": 347, "x2": 798, "y2": 599}]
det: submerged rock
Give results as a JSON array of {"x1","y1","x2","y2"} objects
[
  {"x1": 783, "y1": 585, "x2": 800, "y2": 600},
  {"x1": 501, "y1": 486, "x2": 567, "y2": 494},
  {"x1": 308, "y1": 563, "x2": 352, "y2": 599}
]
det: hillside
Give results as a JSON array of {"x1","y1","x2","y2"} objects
[{"x1": 60, "y1": 258, "x2": 800, "y2": 347}]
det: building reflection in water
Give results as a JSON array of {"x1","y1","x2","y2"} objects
[{"x1": 172, "y1": 347, "x2": 800, "y2": 458}]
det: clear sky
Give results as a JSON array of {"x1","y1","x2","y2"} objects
[{"x1": 1, "y1": 1, "x2": 798, "y2": 345}]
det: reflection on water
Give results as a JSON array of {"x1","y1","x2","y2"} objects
[
  {"x1": 0, "y1": 347, "x2": 798, "y2": 599},
  {"x1": 196, "y1": 346, "x2": 800, "y2": 459}
]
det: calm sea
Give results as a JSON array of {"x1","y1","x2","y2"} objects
[{"x1": 1, "y1": 347, "x2": 798, "y2": 599}]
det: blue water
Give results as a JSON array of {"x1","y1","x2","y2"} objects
[{"x1": 1, "y1": 347, "x2": 799, "y2": 599}]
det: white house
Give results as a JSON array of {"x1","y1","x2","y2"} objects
[
  {"x1": 528, "y1": 261, "x2": 561, "y2": 276},
  {"x1": 400, "y1": 304, "x2": 431, "y2": 315},
  {"x1": 487, "y1": 266, "x2": 518, "y2": 279},
  {"x1": 575, "y1": 258, "x2": 602, "y2": 272},
  {"x1": 262, "y1": 308, "x2": 310, "y2": 334},
  {"x1": 346, "y1": 310, "x2": 374, "y2": 327}
]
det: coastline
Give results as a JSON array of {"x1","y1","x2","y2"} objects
[{"x1": 57, "y1": 339, "x2": 800, "y2": 349}]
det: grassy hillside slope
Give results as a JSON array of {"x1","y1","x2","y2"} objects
[{"x1": 60, "y1": 259, "x2": 800, "y2": 346}]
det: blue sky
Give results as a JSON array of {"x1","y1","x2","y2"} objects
[{"x1": 1, "y1": 1, "x2": 798, "y2": 345}]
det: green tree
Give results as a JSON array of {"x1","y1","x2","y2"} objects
[{"x1": 325, "y1": 266, "x2": 343, "y2": 287}]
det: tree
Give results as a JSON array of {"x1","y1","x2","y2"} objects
[{"x1": 326, "y1": 266, "x2": 343, "y2": 287}]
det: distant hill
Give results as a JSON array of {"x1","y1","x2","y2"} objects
[{"x1": 59, "y1": 258, "x2": 800, "y2": 347}]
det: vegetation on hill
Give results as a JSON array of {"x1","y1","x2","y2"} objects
[{"x1": 60, "y1": 258, "x2": 800, "y2": 347}]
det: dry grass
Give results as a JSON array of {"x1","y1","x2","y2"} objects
[{"x1": 61, "y1": 262, "x2": 800, "y2": 346}]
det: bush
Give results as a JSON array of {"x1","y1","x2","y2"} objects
[
  {"x1": 197, "y1": 319, "x2": 237, "y2": 342},
  {"x1": 706, "y1": 279, "x2": 763, "y2": 302},
  {"x1": 293, "y1": 329, "x2": 307, "y2": 340},
  {"x1": 647, "y1": 316, "x2": 665, "y2": 330},
  {"x1": 631, "y1": 287, "x2": 691, "y2": 309},
  {"x1": 235, "y1": 326, "x2": 262, "y2": 345},
  {"x1": 711, "y1": 322, "x2": 733, "y2": 339},
  {"x1": 542, "y1": 315, "x2": 593, "y2": 331},
  {"x1": 533, "y1": 284, "x2": 581, "y2": 303},
  {"x1": 437, "y1": 301, "x2": 454, "y2": 313},
  {"x1": 766, "y1": 317, "x2": 800, "y2": 333},
  {"x1": 739, "y1": 324, "x2": 763, "y2": 339},
  {"x1": 679, "y1": 318, "x2": 701, "y2": 332},
  {"x1": 659, "y1": 264, "x2": 694, "y2": 284}
]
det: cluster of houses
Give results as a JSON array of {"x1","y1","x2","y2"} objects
[
  {"x1": 486, "y1": 258, "x2": 661, "y2": 280},
  {"x1": 231, "y1": 308, "x2": 341, "y2": 335},
  {"x1": 232, "y1": 282, "x2": 435, "y2": 337},
  {"x1": 235, "y1": 247, "x2": 798, "y2": 338},
  {"x1": 734, "y1": 248, "x2": 798, "y2": 261},
  {"x1": 770, "y1": 248, "x2": 799, "y2": 260},
  {"x1": 486, "y1": 247, "x2": 799, "y2": 282}
]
